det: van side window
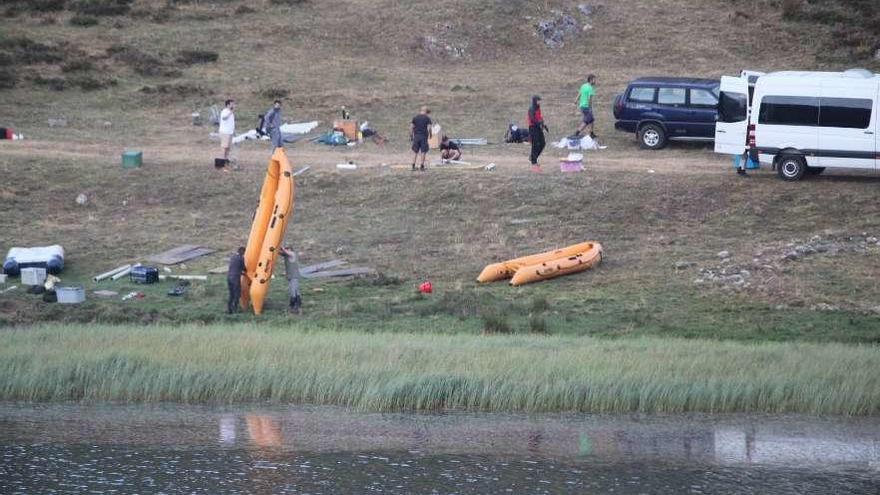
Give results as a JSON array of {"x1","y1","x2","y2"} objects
[
  {"x1": 628, "y1": 87, "x2": 655, "y2": 103},
  {"x1": 819, "y1": 98, "x2": 872, "y2": 129},
  {"x1": 759, "y1": 96, "x2": 819, "y2": 126},
  {"x1": 658, "y1": 88, "x2": 686, "y2": 105},
  {"x1": 689, "y1": 89, "x2": 718, "y2": 108},
  {"x1": 719, "y1": 92, "x2": 747, "y2": 123}
]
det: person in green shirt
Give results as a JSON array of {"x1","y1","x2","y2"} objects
[{"x1": 575, "y1": 74, "x2": 597, "y2": 138}]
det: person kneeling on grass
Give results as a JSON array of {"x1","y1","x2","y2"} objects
[
  {"x1": 280, "y1": 247, "x2": 302, "y2": 314},
  {"x1": 227, "y1": 246, "x2": 246, "y2": 314},
  {"x1": 439, "y1": 136, "x2": 462, "y2": 162}
]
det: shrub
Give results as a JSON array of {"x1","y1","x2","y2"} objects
[
  {"x1": 177, "y1": 50, "x2": 218, "y2": 65},
  {"x1": 71, "y1": 74, "x2": 115, "y2": 91},
  {"x1": 482, "y1": 312, "x2": 512, "y2": 334},
  {"x1": 69, "y1": 14, "x2": 98, "y2": 26},
  {"x1": 73, "y1": 0, "x2": 132, "y2": 16},
  {"x1": 61, "y1": 58, "x2": 94, "y2": 72},
  {"x1": 235, "y1": 5, "x2": 255, "y2": 14},
  {"x1": 528, "y1": 314, "x2": 548, "y2": 334},
  {"x1": 530, "y1": 296, "x2": 550, "y2": 313},
  {"x1": 7, "y1": 37, "x2": 65, "y2": 65},
  {"x1": 24, "y1": 0, "x2": 67, "y2": 12},
  {"x1": 780, "y1": 0, "x2": 802, "y2": 19},
  {"x1": 140, "y1": 83, "x2": 212, "y2": 98},
  {"x1": 260, "y1": 87, "x2": 289, "y2": 99},
  {"x1": 108, "y1": 45, "x2": 181, "y2": 77},
  {"x1": 33, "y1": 76, "x2": 67, "y2": 91},
  {"x1": 269, "y1": 0, "x2": 308, "y2": 5},
  {"x1": 0, "y1": 68, "x2": 17, "y2": 89}
]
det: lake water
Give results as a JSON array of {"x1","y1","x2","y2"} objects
[{"x1": 0, "y1": 403, "x2": 877, "y2": 494}]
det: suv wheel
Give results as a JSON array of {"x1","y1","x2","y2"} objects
[
  {"x1": 777, "y1": 155, "x2": 806, "y2": 181},
  {"x1": 638, "y1": 124, "x2": 666, "y2": 150}
]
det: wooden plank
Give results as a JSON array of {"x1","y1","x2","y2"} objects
[
  {"x1": 147, "y1": 245, "x2": 215, "y2": 265},
  {"x1": 300, "y1": 259, "x2": 347, "y2": 275},
  {"x1": 302, "y1": 267, "x2": 376, "y2": 279},
  {"x1": 146, "y1": 244, "x2": 199, "y2": 264}
]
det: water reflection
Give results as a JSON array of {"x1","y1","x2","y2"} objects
[{"x1": 0, "y1": 403, "x2": 877, "y2": 494}]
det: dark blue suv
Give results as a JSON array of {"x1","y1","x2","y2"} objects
[{"x1": 613, "y1": 77, "x2": 720, "y2": 149}]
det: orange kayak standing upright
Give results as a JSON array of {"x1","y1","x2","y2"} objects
[
  {"x1": 241, "y1": 147, "x2": 296, "y2": 315},
  {"x1": 477, "y1": 241, "x2": 596, "y2": 283},
  {"x1": 509, "y1": 242, "x2": 602, "y2": 286}
]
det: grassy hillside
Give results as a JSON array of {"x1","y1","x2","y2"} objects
[{"x1": 1, "y1": 0, "x2": 879, "y2": 339}]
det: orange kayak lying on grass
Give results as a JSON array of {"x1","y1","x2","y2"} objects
[
  {"x1": 476, "y1": 241, "x2": 596, "y2": 283},
  {"x1": 509, "y1": 243, "x2": 602, "y2": 286}
]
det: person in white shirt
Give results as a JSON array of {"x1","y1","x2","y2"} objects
[{"x1": 219, "y1": 99, "x2": 236, "y2": 161}]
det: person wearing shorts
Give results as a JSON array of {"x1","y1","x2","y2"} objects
[
  {"x1": 576, "y1": 74, "x2": 596, "y2": 138},
  {"x1": 219, "y1": 99, "x2": 235, "y2": 161},
  {"x1": 411, "y1": 106, "x2": 432, "y2": 171}
]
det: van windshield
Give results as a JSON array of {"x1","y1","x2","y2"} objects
[{"x1": 718, "y1": 92, "x2": 747, "y2": 123}]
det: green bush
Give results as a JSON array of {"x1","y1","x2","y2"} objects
[
  {"x1": 73, "y1": 0, "x2": 132, "y2": 16},
  {"x1": 0, "y1": 68, "x2": 17, "y2": 89},
  {"x1": 69, "y1": 14, "x2": 98, "y2": 26},
  {"x1": 177, "y1": 50, "x2": 219, "y2": 65},
  {"x1": 61, "y1": 58, "x2": 94, "y2": 72}
]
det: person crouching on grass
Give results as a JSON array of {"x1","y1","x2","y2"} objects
[
  {"x1": 439, "y1": 136, "x2": 462, "y2": 163},
  {"x1": 280, "y1": 247, "x2": 302, "y2": 314}
]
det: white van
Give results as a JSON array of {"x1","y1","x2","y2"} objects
[{"x1": 715, "y1": 69, "x2": 879, "y2": 181}]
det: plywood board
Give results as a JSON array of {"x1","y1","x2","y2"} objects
[{"x1": 147, "y1": 245, "x2": 216, "y2": 265}]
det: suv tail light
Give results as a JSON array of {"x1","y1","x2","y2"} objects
[
  {"x1": 747, "y1": 124, "x2": 756, "y2": 147},
  {"x1": 614, "y1": 95, "x2": 624, "y2": 116}
]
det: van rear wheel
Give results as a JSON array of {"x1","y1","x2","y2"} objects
[
  {"x1": 777, "y1": 155, "x2": 806, "y2": 181},
  {"x1": 638, "y1": 124, "x2": 666, "y2": 150}
]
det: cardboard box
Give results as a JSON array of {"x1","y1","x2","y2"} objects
[
  {"x1": 21, "y1": 267, "x2": 47, "y2": 286},
  {"x1": 333, "y1": 120, "x2": 358, "y2": 141},
  {"x1": 428, "y1": 124, "x2": 442, "y2": 149}
]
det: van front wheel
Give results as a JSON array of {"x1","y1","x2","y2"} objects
[{"x1": 777, "y1": 155, "x2": 806, "y2": 181}]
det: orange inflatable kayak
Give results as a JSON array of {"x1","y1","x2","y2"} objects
[
  {"x1": 509, "y1": 243, "x2": 602, "y2": 286},
  {"x1": 477, "y1": 241, "x2": 596, "y2": 283},
  {"x1": 240, "y1": 148, "x2": 295, "y2": 315}
]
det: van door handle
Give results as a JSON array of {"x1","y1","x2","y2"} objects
[
  {"x1": 717, "y1": 130, "x2": 726, "y2": 133},
  {"x1": 865, "y1": 131, "x2": 874, "y2": 135}
]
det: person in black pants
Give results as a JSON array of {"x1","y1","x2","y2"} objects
[
  {"x1": 527, "y1": 95, "x2": 549, "y2": 171},
  {"x1": 411, "y1": 106, "x2": 432, "y2": 171},
  {"x1": 227, "y1": 246, "x2": 246, "y2": 314}
]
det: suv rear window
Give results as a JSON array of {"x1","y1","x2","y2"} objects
[
  {"x1": 689, "y1": 89, "x2": 718, "y2": 107},
  {"x1": 658, "y1": 88, "x2": 686, "y2": 105},
  {"x1": 628, "y1": 87, "x2": 655, "y2": 103}
]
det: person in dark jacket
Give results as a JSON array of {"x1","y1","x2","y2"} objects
[
  {"x1": 227, "y1": 247, "x2": 246, "y2": 314},
  {"x1": 527, "y1": 95, "x2": 549, "y2": 171},
  {"x1": 280, "y1": 247, "x2": 302, "y2": 314},
  {"x1": 262, "y1": 100, "x2": 283, "y2": 148}
]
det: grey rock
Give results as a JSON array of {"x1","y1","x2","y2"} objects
[
  {"x1": 717, "y1": 250, "x2": 730, "y2": 259},
  {"x1": 875, "y1": 48, "x2": 880, "y2": 61},
  {"x1": 867, "y1": 237, "x2": 878, "y2": 243},
  {"x1": 578, "y1": 4, "x2": 594, "y2": 16},
  {"x1": 674, "y1": 261, "x2": 695, "y2": 270},
  {"x1": 810, "y1": 303, "x2": 838, "y2": 312},
  {"x1": 536, "y1": 14, "x2": 579, "y2": 48},
  {"x1": 48, "y1": 118, "x2": 67, "y2": 128},
  {"x1": 739, "y1": 270, "x2": 751, "y2": 279}
]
